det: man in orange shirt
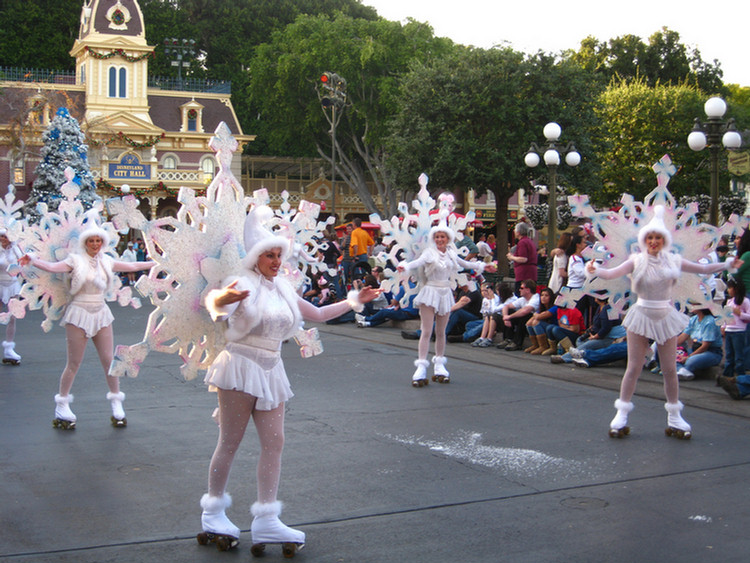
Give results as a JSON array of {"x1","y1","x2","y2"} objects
[{"x1": 349, "y1": 217, "x2": 374, "y2": 263}]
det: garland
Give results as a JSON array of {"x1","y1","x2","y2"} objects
[
  {"x1": 97, "y1": 179, "x2": 206, "y2": 197},
  {"x1": 91, "y1": 131, "x2": 166, "y2": 148},
  {"x1": 85, "y1": 46, "x2": 154, "y2": 62}
]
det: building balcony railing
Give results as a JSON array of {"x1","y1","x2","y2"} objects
[
  {"x1": 0, "y1": 66, "x2": 76, "y2": 84},
  {"x1": 148, "y1": 76, "x2": 231, "y2": 94}
]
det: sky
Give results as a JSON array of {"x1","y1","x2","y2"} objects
[{"x1": 363, "y1": 0, "x2": 749, "y2": 87}]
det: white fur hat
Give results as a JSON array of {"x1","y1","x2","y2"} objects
[
  {"x1": 78, "y1": 211, "x2": 110, "y2": 251},
  {"x1": 242, "y1": 205, "x2": 291, "y2": 269},
  {"x1": 638, "y1": 205, "x2": 672, "y2": 251},
  {"x1": 428, "y1": 220, "x2": 455, "y2": 244}
]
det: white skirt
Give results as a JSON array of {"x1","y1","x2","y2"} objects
[
  {"x1": 622, "y1": 303, "x2": 688, "y2": 345},
  {"x1": 61, "y1": 302, "x2": 114, "y2": 338},
  {"x1": 414, "y1": 285, "x2": 454, "y2": 316},
  {"x1": 0, "y1": 279, "x2": 20, "y2": 304},
  {"x1": 204, "y1": 344, "x2": 293, "y2": 411}
]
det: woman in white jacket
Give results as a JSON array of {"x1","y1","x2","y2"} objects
[
  {"x1": 20, "y1": 227, "x2": 154, "y2": 428},
  {"x1": 198, "y1": 206, "x2": 379, "y2": 555},
  {"x1": 0, "y1": 229, "x2": 23, "y2": 364},
  {"x1": 397, "y1": 223, "x2": 492, "y2": 386}
]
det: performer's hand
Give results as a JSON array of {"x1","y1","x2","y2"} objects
[
  {"x1": 18, "y1": 254, "x2": 31, "y2": 267},
  {"x1": 484, "y1": 263, "x2": 497, "y2": 273},
  {"x1": 586, "y1": 261, "x2": 597, "y2": 274},
  {"x1": 214, "y1": 280, "x2": 249, "y2": 307},
  {"x1": 357, "y1": 286, "x2": 383, "y2": 304},
  {"x1": 734, "y1": 258, "x2": 744, "y2": 270}
]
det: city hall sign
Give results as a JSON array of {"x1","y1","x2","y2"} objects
[{"x1": 109, "y1": 154, "x2": 151, "y2": 180}]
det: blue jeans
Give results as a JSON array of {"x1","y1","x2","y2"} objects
[
  {"x1": 547, "y1": 325, "x2": 580, "y2": 343},
  {"x1": 582, "y1": 341, "x2": 628, "y2": 366},
  {"x1": 527, "y1": 321, "x2": 556, "y2": 336},
  {"x1": 678, "y1": 348, "x2": 722, "y2": 373},
  {"x1": 446, "y1": 309, "x2": 480, "y2": 336},
  {"x1": 365, "y1": 308, "x2": 418, "y2": 327},
  {"x1": 724, "y1": 331, "x2": 746, "y2": 377},
  {"x1": 462, "y1": 319, "x2": 485, "y2": 342}
]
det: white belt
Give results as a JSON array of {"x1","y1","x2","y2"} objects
[
  {"x1": 229, "y1": 336, "x2": 282, "y2": 355},
  {"x1": 636, "y1": 298, "x2": 671, "y2": 309},
  {"x1": 426, "y1": 280, "x2": 451, "y2": 288},
  {"x1": 70, "y1": 294, "x2": 106, "y2": 305}
]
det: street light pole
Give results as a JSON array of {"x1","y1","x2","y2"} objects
[
  {"x1": 524, "y1": 122, "x2": 580, "y2": 255},
  {"x1": 319, "y1": 72, "x2": 347, "y2": 219},
  {"x1": 163, "y1": 38, "x2": 196, "y2": 89},
  {"x1": 687, "y1": 96, "x2": 742, "y2": 225}
]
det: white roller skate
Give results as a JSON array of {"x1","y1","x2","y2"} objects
[
  {"x1": 412, "y1": 359, "x2": 429, "y2": 388},
  {"x1": 664, "y1": 401, "x2": 692, "y2": 440},
  {"x1": 608, "y1": 399, "x2": 633, "y2": 438},
  {"x1": 2, "y1": 340, "x2": 21, "y2": 365},
  {"x1": 250, "y1": 501, "x2": 305, "y2": 558},
  {"x1": 53, "y1": 394, "x2": 76, "y2": 430},
  {"x1": 197, "y1": 493, "x2": 240, "y2": 551},
  {"x1": 106, "y1": 392, "x2": 127, "y2": 427},
  {"x1": 432, "y1": 356, "x2": 450, "y2": 383}
]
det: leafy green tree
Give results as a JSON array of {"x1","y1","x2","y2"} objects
[
  {"x1": 386, "y1": 47, "x2": 601, "y2": 274},
  {"x1": 247, "y1": 13, "x2": 453, "y2": 216},
  {"x1": 593, "y1": 78, "x2": 711, "y2": 205},
  {"x1": 569, "y1": 27, "x2": 724, "y2": 93}
]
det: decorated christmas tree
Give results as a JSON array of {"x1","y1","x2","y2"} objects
[{"x1": 24, "y1": 107, "x2": 99, "y2": 223}]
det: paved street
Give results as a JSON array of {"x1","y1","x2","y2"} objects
[{"x1": 2, "y1": 304, "x2": 750, "y2": 563}]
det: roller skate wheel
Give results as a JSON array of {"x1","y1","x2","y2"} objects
[
  {"x1": 110, "y1": 416, "x2": 127, "y2": 428},
  {"x1": 251, "y1": 543, "x2": 266, "y2": 557},
  {"x1": 282, "y1": 542, "x2": 304, "y2": 558},
  {"x1": 665, "y1": 427, "x2": 691, "y2": 440},
  {"x1": 53, "y1": 418, "x2": 76, "y2": 430},
  {"x1": 2, "y1": 358, "x2": 20, "y2": 365},
  {"x1": 196, "y1": 532, "x2": 210, "y2": 545},
  {"x1": 412, "y1": 378, "x2": 428, "y2": 388},
  {"x1": 608, "y1": 426, "x2": 629, "y2": 438},
  {"x1": 437, "y1": 376, "x2": 450, "y2": 384},
  {"x1": 431, "y1": 375, "x2": 438, "y2": 382},
  {"x1": 215, "y1": 535, "x2": 237, "y2": 551}
]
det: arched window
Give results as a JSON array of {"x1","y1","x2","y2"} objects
[
  {"x1": 201, "y1": 158, "x2": 215, "y2": 184},
  {"x1": 163, "y1": 156, "x2": 177, "y2": 169},
  {"x1": 108, "y1": 66, "x2": 127, "y2": 98}
]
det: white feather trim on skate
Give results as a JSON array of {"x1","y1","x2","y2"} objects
[{"x1": 251, "y1": 501, "x2": 283, "y2": 517}]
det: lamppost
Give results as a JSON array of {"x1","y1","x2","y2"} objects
[
  {"x1": 319, "y1": 72, "x2": 347, "y2": 217},
  {"x1": 163, "y1": 38, "x2": 196, "y2": 88},
  {"x1": 524, "y1": 122, "x2": 580, "y2": 255},
  {"x1": 687, "y1": 96, "x2": 742, "y2": 226}
]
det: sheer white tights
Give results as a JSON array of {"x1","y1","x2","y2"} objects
[
  {"x1": 59, "y1": 323, "x2": 118, "y2": 396},
  {"x1": 208, "y1": 389, "x2": 285, "y2": 504},
  {"x1": 620, "y1": 331, "x2": 680, "y2": 404},
  {"x1": 418, "y1": 305, "x2": 448, "y2": 360}
]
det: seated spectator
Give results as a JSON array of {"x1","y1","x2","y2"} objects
[
  {"x1": 470, "y1": 282, "x2": 502, "y2": 347},
  {"x1": 573, "y1": 294, "x2": 625, "y2": 351},
  {"x1": 356, "y1": 281, "x2": 418, "y2": 327},
  {"x1": 401, "y1": 282, "x2": 482, "y2": 341},
  {"x1": 566, "y1": 340, "x2": 629, "y2": 368},
  {"x1": 674, "y1": 305, "x2": 723, "y2": 380},
  {"x1": 545, "y1": 296, "x2": 585, "y2": 354},
  {"x1": 497, "y1": 280, "x2": 540, "y2": 351},
  {"x1": 525, "y1": 287, "x2": 558, "y2": 354}
]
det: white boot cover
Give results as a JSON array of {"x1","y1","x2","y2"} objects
[
  {"x1": 432, "y1": 356, "x2": 449, "y2": 377},
  {"x1": 665, "y1": 401, "x2": 691, "y2": 432},
  {"x1": 251, "y1": 501, "x2": 305, "y2": 544},
  {"x1": 54, "y1": 394, "x2": 76, "y2": 422},
  {"x1": 106, "y1": 391, "x2": 126, "y2": 420},
  {"x1": 412, "y1": 359, "x2": 429, "y2": 382},
  {"x1": 610, "y1": 399, "x2": 634, "y2": 430},
  {"x1": 200, "y1": 493, "x2": 240, "y2": 538},
  {"x1": 2, "y1": 341, "x2": 20, "y2": 361}
]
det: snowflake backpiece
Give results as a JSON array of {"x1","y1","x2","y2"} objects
[
  {"x1": 0, "y1": 185, "x2": 29, "y2": 325},
  {"x1": 370, "y1": 173, "x2": 479, "y2": 307},
  {"x1": 108, "y1": 122, "x2": 327, "y2": 380},
  {"x1": 8, "y1": 167, "x2": 136, "y2": 332},
  {"x1": 567, "y1": 154, "x2": 748, "y2": 324}
]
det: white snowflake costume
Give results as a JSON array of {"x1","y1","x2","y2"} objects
[{"x1": 0, "y1": 185, "x2": 26, "y2": 364}]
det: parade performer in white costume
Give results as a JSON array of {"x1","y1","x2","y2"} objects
[
  {"x1": 0, "y1": 229, "x2": 23, "y2": 364},
  {"x1": 587, "y1": 206, "x2": 740, "y2": 439},
  {"x1": 19, "y1": 226, "x2": 154, "y2": 429},
  {"x1": 397, "y1": 221, "x2": 492, "y2": 386},
  {"x1": 197, "y1": 205, "x2": 379, "y2": 556}
]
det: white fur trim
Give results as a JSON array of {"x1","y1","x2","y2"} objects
[
  {"x1": 346, "y1": 290, "x2": 364, "y2": 312},
  {"x1": 201, "y1": 493, "x2": 233, "y2": 511},
  {"x1": 432, "y1": 356, "x2": 447, "y2": 366},
  {"x1": 414, "y1": 359, "x2": 429, "y2": 368},
  {"x1": 78, "y1": 226, "x2": 111, "y2": 250},
  {"x1": 664, "y1": 401, "x2": 684, "y2": 413},
  {"x1": 106, "y1": 391, "x2": 125, "y2": 402},
  {"x1": 54, "y1": 393, "x2": 73, "y2": 404},
  {"x1": 638, "y1": 205, "x2": 672, "y2": 251},
  {"x1": 251, "y1": 500, "x2": 282, "y2": 518},
  {"x1": 614, "y1": 399, "x2": 633, "y2": 413}
]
